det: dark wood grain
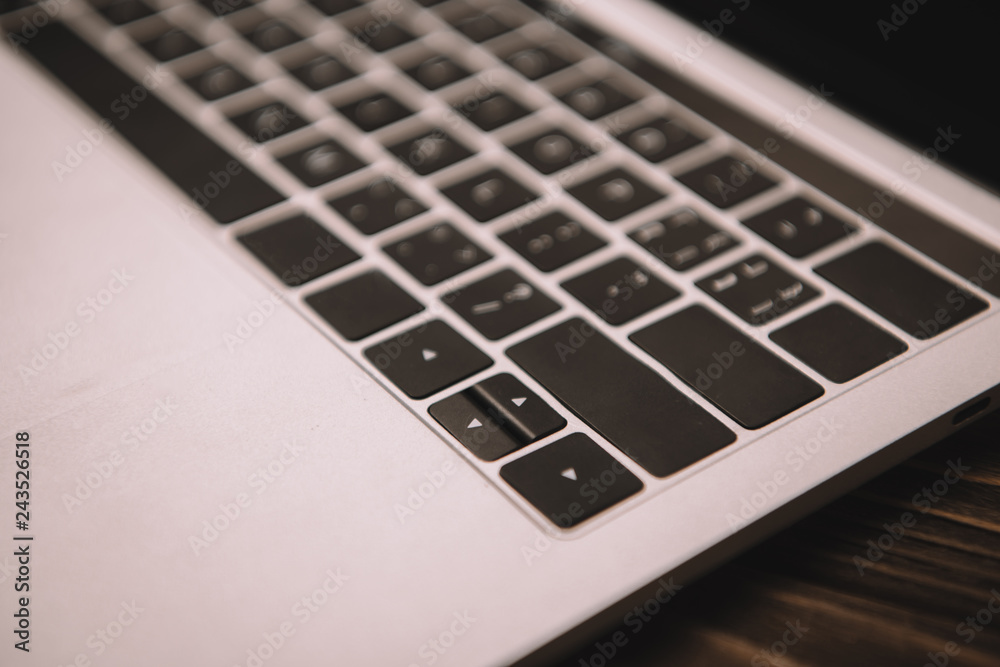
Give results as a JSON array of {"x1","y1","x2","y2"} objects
[{"x1": 555, "y1": 410, "x2": 1000, "y2": 667}]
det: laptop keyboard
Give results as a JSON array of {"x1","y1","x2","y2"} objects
[{"x1": 13, "y1": 0, "x2": 996, "y2": 531}]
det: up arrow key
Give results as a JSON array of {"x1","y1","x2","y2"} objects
[{"x1": 421, "y1": 348, "x2": 438, "y2": 361}]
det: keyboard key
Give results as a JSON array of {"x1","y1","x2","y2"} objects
[
  {"x1": 139, "y1": 28, "x2": 200, "y2": 61},
  {"x1": 305, "y1": 0, "x2": 360, "y2": 16},
  {"x1": 631, "y1": 306, "x2": 824, "y2": 429},
  {"x1": 365, "y1": 320, "x2": 493, "y2": 399},
  {"x1": 770, "y1": 304, "x2": 908, "y2": 383},
  {"x1": 697, "y1": 255, "x2": 819, "y2": 325},
  {"x1": 629, "y1": 208, "x2": 738, "y2": 271},
  {"x1": 238, "y1": 214, "x2": 359, "y2": 286},
  {"x1": 617, "y1": 117, "x2": 702, "y2": 162},
  {"x1": 561, "y1": 257, "x2": 679, "y2": 325},
  {"x1": 307, "y1": 270, "x2": 423, "y2": 341},
  {"x1": 500, "y1": 433, "x2": 642, "y2": 528},
  {"x1": 429, "y1": 373, "x2": 566, "y2": 460},
  {"x1": 197, "y1": 0, "x2": 253, "y2": 16},
  {"x1": 230, "y1": 102, "x2": 306, "y2": 143},
  {"x1": 290, "y1": 55, "x2": 355, "y2": 90},
  {"x1": 184, "y1": 63, "x2": 252, "y2": 101},
  {"x1": 503, "y1": 44, "x2": 572, "y2": 80},
  {"x1": 559, "y1": 80, "x2": 637, "y2": 120},
  {"x1": 449, "y1": 8, "x2": 518, "y2": 42},
  {"x1": 404, "y1": 55, "x2": 470, "y2": 90},
  {"x1": 383, "y1": 223, "x2": 490, "y2": 286},
  {"x1": 242, "y1": 18, "x2": 302, "y2": 52},
  {"x1": 567, "y1": 168, "x2": 664, "y2": 221},
  {"x1": 277, "y1": 140, "x2": 364, "y2": 187},
  {"x1": 499, "y1": 211, "x2": 606, "y2": 272},
  {"x1": 815, "y1": 242, "x2": 989, "y2": 339},
  {"x1": 455, "y1": 93, "x2": 530, "y2": 131},
  {"x1": 96, "y1": 0, "x2": 154, "y2": 24},
  {"x1": 742, "y1": 197, "x2": 856, "y2": 258},
  {"x1": 444, "y1": 269, "x2": 560, "y2": 340},
  {"x1": 507, "y1": 318, "x2": 736, "y2": 477},
  {"x1": 677, "y1": 156, "x2": 776, "y2": 209},
  {"x1": 337, "y1": 93, "x2": 412, "y2": 132},
  {"x1": 386, "y1": 128, "x2": 472, "y2": 176},
  {"x1": 345, "y1": 20, "x2": 414, "y2": 52},
  {"x1": 329, "y1": 179, "x2": 426, "y2": 235},
  {"x1": 441, "y1": 168, "x2": 538, "y2": 222},
  {"x1": 509, "y1": 129, "x2": 595, "y2": 175}
]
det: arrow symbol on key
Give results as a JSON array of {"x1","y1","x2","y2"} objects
[
  {"x1": 467, "y1": 418, "x2": 482, "y2": 429},
  {"x1": 560, "y1": 468, "x2": 578, "y2": 481},
  {"x1": 422, "y1": 349, "x2": 438, "y2": 361},
  {"x1": 511, "y1": 397, "x2": 526, "y2": 407}
]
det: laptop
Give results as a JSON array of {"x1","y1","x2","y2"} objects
[{"x1": 2, "y1": 0, "x2": 998, "y2": 664}]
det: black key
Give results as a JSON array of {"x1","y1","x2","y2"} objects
[
  {"x1": 383, "y1": 223, "x2": 490, "y2": 286},
  {"x1": 815, "y1": 242, "x2": 990, "y2": 339},
  {"x1": 277, "y1": 140, "x2": 364, "y2": 188},
  {"x1": 345, "y1": 20, "x2": 414, "y2": 52},
  {"x1": 454, "y1": 9, "x2": 517, "y2": 42},
  {"x1": 559, "y1": 80, "x2": 637, "y2": 120},
  {"x1": 404, "y1": 55, "x2": 470, "y2": 90},
  {"x1": 567, "y1": 168, "x2": 664, "y2": 221},
  {"x1": 631, "y1": 306, "x2": 824, "y2": 429},
  {"x1": 507, "y1": 318, "x2": 736, "y2": 477},
  {"x1": 197, "y1": 0, "x2": 253, "y2": 16},
  {"x1": 503, "y1": 44, "x2": 572, "y2": 80},
  {"x1": 678, "y1": 156, "x2": 776, "y2": 209},
  {"x1": 499, "y1": 211, "x2": 606, "y2": 272},
  {"x1": 230, "y1": 102, "x2": 306, "y2": 143},
  {"x1": 337, "y1": 93, "x2": 412, "y2": 132},
  {"x1": 509, "y1": 129, "x2": 595, "y2": 175},
  {"x1": 139, "y1": 28, "x2": 200, "y2": 61},
  {"x1": 305, "y1": 0, "x2": 360, "y2": 15},
  {"x1": 697, "y1": 255, "x2": 819, "y2": 325},
  {"x1": 365, "y1": 320, "x2": 493, "y2": 399},
  {"x1": 770, "y1": 304, "x2": 908, "y2": 383},
  {"x1": 455, "y1": 93, "x2": 530, "y2": 132},
  {"x1": 238, "y1": 215, "x2": 359, "y2": 286},
  {"x1": 329, "y1": 179, "x2": 426, "y2": 235},
  {"x1": 500, "y1": 433, "x2": 643, "y2": 528},
  {"x1": 429, "y1": 373, "x2": 565, "y2": 461},
  {"x1": 184, "y1": 63, "x2": 252, "y2": 101},
  {"x1": 629, "y1": 208, "x2": 738, "y2": 271},
  {"x1": 561, "y1": 257, "x2": 679, "y2": 325},
  {"x1": 617, "y1": 117, "x2": 702, "y2": 163},
  {"x1": 441, "y1": 168, "x2": 538, "y2": 222},
  {"x1": 444, "y1": 269, "x2": 560, "y2": 340},
  {"x1": 23, "y1": 23, "x2": 283, "y2": 224},
  {"x1": 242, "y1": 18, "x2": 301, "y2": 52},
  {"x1": 96, "y1": 0, "x2": 154, "y2": 24},
  {"x1": 386, "y1": 128, "x2": 472, "y2": 176},
  {"x1": 307, "y1": 270, "x2": 423, "y2": 341},
  {"x1": 290, "y1": 55, "x2": 355, "y2": 90},
  {"x1": 742, "y1": 197, "x2": 856, "y2": 258}
]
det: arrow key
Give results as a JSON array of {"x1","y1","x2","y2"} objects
[
  {"x1": 468, "y1": 373, "x2": 566, "y2": 444},
  {"x1": 428, "y1": 392, "x2": 522, "y2": 461}
]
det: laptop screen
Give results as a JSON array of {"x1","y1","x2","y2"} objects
[{"x1": 656, "y1": 0, "x2": 999, "y2": 195}]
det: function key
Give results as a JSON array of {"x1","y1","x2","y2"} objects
[
  {"x1": 559, "y1": 79, "x2": 637, "y2": 121},
  {"x1": 365, "y1": 320, "x2": 493, "y2": 399},
  {"x1": 742, "y1": 197, "x2": 857, "y2": 258},
  {"x1": 307, "y1": 269, "x2": 423, "y2": 341},
  {"x1": 561, "y1": 257, "x2": 680, "y2": 325},
  {"x1": 499, "y1": 211, "x2": 606, "y2": 272},
  {"x1": 138, "y1": 27, "x2": 201, "y2": 61},
  {"x1": 386, "y1": 128, "x2": 473, "y2": 176},
  {"x1": 697, "y1": 255, "x2": 819, "y2": 325},
  {"x1": 328, "y1": 179, "x2": 426, "y2": 235},
  {"x1": 229, "y1": 101, "x2": 306, "y2": 143},
  {"x1": 441, "y1": 168, "x2": 538, "y2": 222},
  {"x1": 289, "y1": 54, "x2": 355, "y2": 90},
  {"x1": 277, "y1": 139, "x2": 363, "y2": 187},
  {"x1": 183, "y1": 62, "x2": 252, "y2": 101},
  {"x1": 631, "y1": 306, "x2": 824, "y2": 429},
  {"x1": 500, "y1": 433, "x2": 643, "y2": 528},
  {"x1": 677, "y1": 156, "x2": 776, "y2": 209},
  {"x1": 238, "y1": 214, "x2": 359, "y2": 286},
  {"x1": 616, "y1": 117, "x2": 702, "y2": 163},
  {"x1": 629, "y1": 208, "x2": 738, "y2": 271},
  {"x1": 96, "y1": 0, "x2": 154, "y2": 24},
  {"x1": 567, "y1": 167, "x2": 664, "y2": 221},
  {"x1": 337, "y1": 93, "x2": 412, "y2": 132},
  {"x1": 770, "y1": 304, "x2": 908, "y2": 384},
  {"x1": 383, "y1": 223, "x2": 490, "y2": 286},
  {"x1": 815, "y1": 242, "x2": 989, "y2": 339},
  {"x1": 444, "y1": 269, "x2": 560, "y2": 340},
  {"x1": 508, "y1": 128, "x2": 596, "y2": 175},
  {"x1": 454, "y1": 92, "x2": 531, "y2": 131},
  {"x1": 404, "y1": 55, "x2": 471, "y2": 90}
]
